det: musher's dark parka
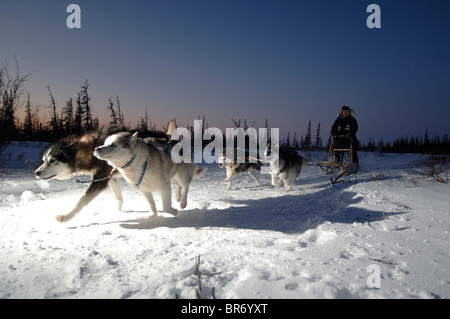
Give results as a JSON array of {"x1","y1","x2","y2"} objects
[{"x1": 331, "y1": 106, "x2": 359, "y2": 164}]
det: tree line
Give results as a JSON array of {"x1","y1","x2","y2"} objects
[
  {"x1": 282, "y1": 120, "x2": 324, "y2": 150},
  {"x1": 281, "y1": 123, "x2": 450, "y2": 155},
  {"x1": 1, "y1": 58, "x2": 448, "y2": 156},
  {"x1": 21, "y1": 80, "x2": 126, "y2": 141},
  {"x1": 364, "y1": 131, "x2": 450, "y2": 155},
  {"x1": 1, "y1": 59, "x2": 136, "y2": 155}
]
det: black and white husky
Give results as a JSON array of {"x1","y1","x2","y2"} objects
[
  {"x1": 35, "y1": 125, "x2": 126, "y2": 222},
  {"x1": 218, "y1": 149, "x2": 262, "y2": 190},
  {"x1": 94, "y1": 132, "x2": 206, "y2": 217},
  {"x1": 264, "y1": 144, "x2": 308, "y2": 193}
]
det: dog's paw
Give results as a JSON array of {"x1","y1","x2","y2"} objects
[
  {"x1": 56, "y1": 214, "x2": 68, "y2": 223},
  {"x1": 179, "y1": 201, "x2": 187, "y2": 209}
]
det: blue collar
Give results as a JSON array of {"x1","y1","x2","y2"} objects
[
  {"x1": 121, "y1": 153, "x2": 136, "y2": 169},
  {"x1": 121, "y1": 153, "x2": 147, "y2": 187}
]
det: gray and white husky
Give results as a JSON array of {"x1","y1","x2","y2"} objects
[
  {"x1": 218, "y1": 149, "x2": 262, "y2": 190},
  {"x1": 94, "y1": 132, "x2": 206, "y2": 216},
  {"x1": 264, "y1": 144, "x2": 308, "y2": 193}
]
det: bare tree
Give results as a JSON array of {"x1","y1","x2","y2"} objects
[
  {"x1": 107, "y1": 94, "x2": 124, "y2": 125},
  {"x1": 107, "y1": 96, "x2": 117, "y2": 124},
  {"x1": 231, "y1": 118, "x2": 256, "y2": 130},
  {"x1": 47, "y1": 86, "x2": 59, "y2": 136},
  {"x1": 0, "y1": 57, "x2": 32, "y2": 154}
]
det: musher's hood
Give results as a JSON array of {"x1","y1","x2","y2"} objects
[{"x1": 337, "y1": 108, "x2": 355, "y2": 118}]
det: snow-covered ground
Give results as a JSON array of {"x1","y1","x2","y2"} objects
[{"x1": 0, "y1": 142, "x2": 449, "y2": 299}]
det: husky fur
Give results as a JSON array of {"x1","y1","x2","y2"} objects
[
  {"x1": 218, "y1": 149, "x2": 262, "y2": 190},
  {"x1": 94, "y1": 131, "x2": 206, "y2": 216},
  {"x1": 265, "y1": 145, "x2": 308, "y2": 193},
  {"x1": 35, "y1": 125, "x2": 126, "y2": 223}
]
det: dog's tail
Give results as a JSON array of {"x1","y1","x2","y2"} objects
[
  {"x1": 301, "y1": 157, "x2": 309, "y2": 169},
  {"x1": 193, "y1": 167, "x2": 208, "y2": 179}
]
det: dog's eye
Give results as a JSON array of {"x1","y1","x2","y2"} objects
[
  {"x1": 110, "y1": 143, "x2": 117, "y2": 148},
  {"x1": 49, "y1": 159, "x2": 56, "y2": 164}
]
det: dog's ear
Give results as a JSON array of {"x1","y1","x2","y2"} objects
[
  {"x1": 131, "y1": 131, "x2": 139, "y2": 145},
  {"x1": 53, "y1": 141, "x2": 78, "y2": 162},
  {"x1": 166, "y1": 119, "x2": 177, "y2": 136},
  {"x1": 65, "y1": 142, "x2": 78, "y2": 156}
]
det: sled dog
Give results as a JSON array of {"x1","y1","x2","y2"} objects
[
  {"x1": 265, "y1": 145, "x2": 308, "y2": 193},
  {"x1": 94, "y1": 131, "x2": 206, "y2": 216},
  {"x1": 218, "y1": 149, "x2": 262, "y2": 190},
  {"x1": 35, "y1": 125, "x2": 126, "y2": 223}
]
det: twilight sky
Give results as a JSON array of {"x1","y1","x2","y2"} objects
[{"x1": 1, "y1": 0, "x2": 449, "y2": 143}]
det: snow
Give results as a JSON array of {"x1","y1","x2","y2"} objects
[{"x1": 1, "y1": 142, "x2": 449, "y2": 299}]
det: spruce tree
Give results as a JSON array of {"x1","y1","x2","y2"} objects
[
  {"x1": 304, "y1": 121, "x2": 312, "y2": 150},
  {"x1": 73, "y1": 93, "x2": 83, "y2": 135},
  {"x1": 63, "y1": 98, "x2": 74, "y2": 135},
  {"x1": 315, "y1": 122, "x2": 322, "y2": 149},
  {"x1": 24, "y1": 93, "x2": 33, "y2": 137},
  {"x1": 80, "y1": 80, "x2": 93, "y2": 131}
]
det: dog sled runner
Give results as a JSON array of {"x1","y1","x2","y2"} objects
[{"x1": 317, "y1": 135, "x2": 355, "y2": 184}]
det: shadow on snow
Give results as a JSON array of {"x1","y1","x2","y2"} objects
[{"x1": 117, "y1": 183, "x2": 405, "y2": 234}]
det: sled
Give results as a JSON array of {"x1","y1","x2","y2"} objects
[{"x1": 317, "y1": 135, "x2": 355, "y2": 184}]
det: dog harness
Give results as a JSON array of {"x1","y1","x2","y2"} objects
[
  {"x1": 72, "y1": 154, "x2": 112, "y2": 184},
  {"x1": 135, "y1": 159, "x2": 148, "y2": 187},
  {"x1": 120, "y1": 153, "x2": 148, "y2": 187},
  {"x1": 121, "y1": 153, "x2": 136, "y2": 169}
]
